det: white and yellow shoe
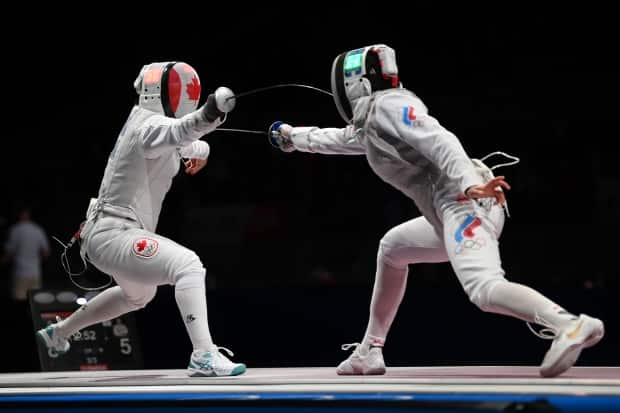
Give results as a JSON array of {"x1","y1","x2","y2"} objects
[{"x1": 538, "y1": 314, "x2": 604, "y2": 378}]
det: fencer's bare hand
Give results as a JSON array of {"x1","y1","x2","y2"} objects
[
  {"x1": 465, "y1": 176, "x2": 511, "y2": 206},
  {"x1": 184, "y1": 158, "x2": 207, "y2": 175}
]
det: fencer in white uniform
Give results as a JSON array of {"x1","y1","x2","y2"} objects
[
  {"x1": 37, "y1": 62, "x2": 246, "y2": 377},
  {"x1": 268, "y1": 45, "x2": 604, "y2": 378}
]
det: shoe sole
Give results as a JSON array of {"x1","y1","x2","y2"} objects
[
  {"x1": 363, "y1": 366, "x2": 386, "y2": 375},
  {"x1": 336, "y1": 365, "x2": 386, "y2": 375},
  {"x1": 540, "y1": 321, "x2": 604, "y2": 378},
  {"x1": 540, "y1": 343, "x2": 583, "y2": 378},
  {"x1": 188, "y1": 364, "x2": 246, "y2": 377}
]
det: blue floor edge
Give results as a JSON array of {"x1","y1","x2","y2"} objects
[{"x1": 1, "y1": 392, "x2": 619, "y2": 406}]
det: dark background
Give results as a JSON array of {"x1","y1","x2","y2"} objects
[{"x1": 0, "y1": 8, "x2": 617, "y2": 371}]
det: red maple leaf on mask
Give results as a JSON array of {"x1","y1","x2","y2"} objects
[{"x1": 186, "y1": 76, "x2": 201, "y2": 102}]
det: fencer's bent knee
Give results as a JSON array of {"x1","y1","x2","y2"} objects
[
  {"x1": 174, "y1": 251, "x2": 206, "y2": 290},
  {"x1": 176, "y1": 271, "x2": 206, "y2": 290},
  {"x1": 378, "y1": 241, "x2": 408, "y2": 270},
  {"x1": 378, "y1": 237, "x2": 433, "y2": 269},
  {"x1": 378, "y1": 225, "x2": 409, "y2": 268},
  {"x1": 173, "y1": 250, "x2": 206, "y2": 288}
]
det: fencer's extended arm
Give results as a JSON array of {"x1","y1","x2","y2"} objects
[
  {"x1": 140, "y1": 111, "x2": 221, "y2": 159},
  {"x1": 140, "y1": 94, "x2": 225, "y2": 159},
  {"x1": 288, "y1": 125, "x2": 366, "y2": 155},
  {"x1": 179, "y1": 140, "x2": 210, "y2": 160},
  {"x1": 375, "y1": 94, "x2": 482, "y2": 194}
]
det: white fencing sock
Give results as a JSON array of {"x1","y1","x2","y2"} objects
[
  {"x1": 175, "y1": 281, "x2": 214, "y2": 352},
  {"x1": 486, "y1": 281, "x2": 578, "y2": 330},
  {"x1": 361, "y1": 259, "x2": 408, "y2": 354}
]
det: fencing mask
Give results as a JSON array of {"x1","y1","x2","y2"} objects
[
  {"x1": 331, "y1": 45, "x2": 399, "y2": 123},
  {"x1": 133, "y1": 62, "x2": 201, "y2": 118}
]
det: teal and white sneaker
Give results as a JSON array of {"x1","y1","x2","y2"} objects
[
  {"x1": 36, "y1": 321, "x2": 70, "y2": 356},
  {"x1": 188, "y1": 346, "x2": 246, "y2": 377}
]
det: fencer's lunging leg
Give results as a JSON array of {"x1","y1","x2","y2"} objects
[
  {"x1": 55, "y1": 283, "x2": 157, "y2": 339},
  {"x1": 444, "y1": 204, "x2": 578, "y2": 330},
  {"x1": 445, "y1": 202, "x2": 604, "y2": 377},
  {"x1": 361, "y1": 217, "x2": 448, "y2": 352},
  {"x1": 175, "y1": 269, "x2": 214, "y2": 352}
]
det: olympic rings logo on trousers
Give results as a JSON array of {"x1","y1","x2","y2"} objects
[{"x1": 455, "y1": 237, "x2": 487, "y2": 255}]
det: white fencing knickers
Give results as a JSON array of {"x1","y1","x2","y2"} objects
[{"x1": 55, "y1": 215, "x2": 214, "y2": 351}]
